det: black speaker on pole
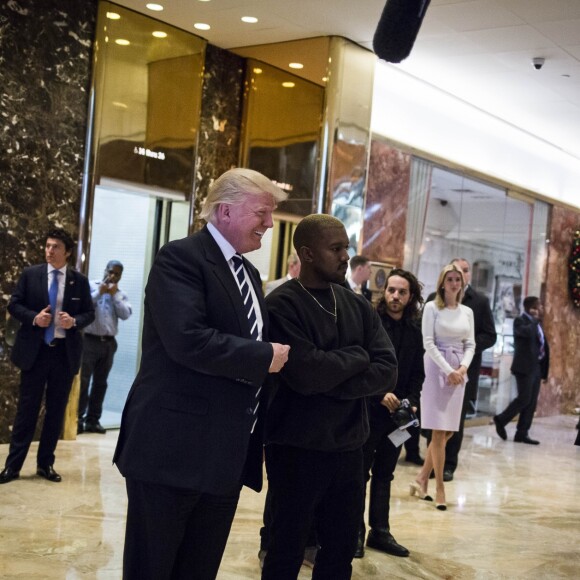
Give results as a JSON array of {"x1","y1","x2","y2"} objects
[{"x1": 373, "y1": 0, "x2": 431, "y2": 63}]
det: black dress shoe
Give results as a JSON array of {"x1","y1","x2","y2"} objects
[
  {"x1": 493, "y1": 416, "x2": 507, "y2": 440},
  {"x1": 404, "y1": 453, "x2": 425, "y2": 466},
  {"x1": 514, "y1": 435, "x2": 540, "y2": 445},
  {"x1": 443, "y1": 469, "x2": 454, "y2": 482},
  {"x1": 366, "y1": 530, "x2": 410, "y2": 557},
  {"x1": 0, "y1": 466, "x2": 20, "y2": 484},
  {"x1": 37, "y1": 465, "x2": 62, "y2": 482},
  {"x1": 84, "y1": 420, "x2": 106, "y2": 434}
]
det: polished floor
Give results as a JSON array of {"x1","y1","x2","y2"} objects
[{"x1": 0, "y1": 415, "x2": 578, "y2": 579}]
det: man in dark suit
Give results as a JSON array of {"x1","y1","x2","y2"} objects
[
  {"x1": 346, "y1": 254, "x2": 373, "y2": 300},
  {"x1": 426, "y1": 258, "x2": 497, "y2": 481},
  {"x1": 264, "y1": 252, "x2": 300, "y2": 296},
  {"x1": 494, "y1": 296, "x2": 549, "y2": 445},
  {"x1": 113, "y1": 168, "x2": 290, "y2": 580},
  {"x1": 0, "y1": 228, "x2": 94, "y2": 484}
]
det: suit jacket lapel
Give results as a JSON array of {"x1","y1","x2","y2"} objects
[{"x1": 199, "y1": 228, "x2": 253, "y2": 337}]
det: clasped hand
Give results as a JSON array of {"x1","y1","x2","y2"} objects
[
  {"x1": 269, "y1": 343, "x2": 290, "y2": 373},
  {"x1": 447, "y1": 365, "x2": 467, "y2": 386},
  {"x1": 34, "y1": 306, "x2": 75, "y2": 329}
]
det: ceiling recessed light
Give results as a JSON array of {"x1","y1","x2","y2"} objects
[
  {"x1": 253, "y1": 68, "x2": 263, "y2": 74},
  {"x1": 282, "y1": 82, "x2": 295, "y2": 88},
  {"x1": 194, "y1": 22, "x2": 211, "y2": 30},
  {"x1": 112, "y1": 101, "x2": 128, "y2": 109},
  {"x1": 146, "y1": 3, "x2": 164, "y2": 11},
  {"x1": 115, "y1": 39, "x2": 130, "y2": 46},
  {"x1": 241, "y1": 16, "x2": 258, "y2": 24},
  {"x1": 289, "y1": 62, "x2": 303, "y2": 69},
  {"x1": 322, "y1": 76, "x2": 328, "y2": 82},
  {"x1": 198, "y1": 0, "x2": 211, "y2": 2},
  {"x1": 152, "y1": 31, "x2": 167, "y2": 38},
  {"x1": 106, "y1": 12, "x2": 121, "y2": 20}
]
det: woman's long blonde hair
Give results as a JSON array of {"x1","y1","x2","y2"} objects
[{"x1": 434, "y1": 264, "x2": 465, "y2": 309}]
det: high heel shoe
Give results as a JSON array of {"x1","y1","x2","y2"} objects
[
  {"x1": 409, "y1": 481, "x2": 433, "y2": 501},
  {"x1": 435, "y1": 491, "x2": 447, "y2": 510}
]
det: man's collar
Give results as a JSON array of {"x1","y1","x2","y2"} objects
[
  {"x1": 47, "y1": 264, "x2": 67, "y2": 275},
  {"x1": 207, "y1": 222, "x2": 237, "y2": 262}
]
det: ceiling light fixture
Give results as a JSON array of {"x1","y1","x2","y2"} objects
[
  {"x1": 146, "y1": 3, "x2": 164, "y2": 11},
  {"x1": 115, "y1": 39, "x2": 130, "y2": 46},
  {"x1": 282, "y1": 82, "x2": 295, "y2": 88},
  {"x1": 289, "y1": 62, "x2": 303, "y2": 69},
  {"x1": 253, "y1": 68, "x2": 263, "y2": 74},
  {"x1": 152, "y1": 31, "x2": 168, "y2": 38},
  {"x1": 241, "y1": 16, "x2": 258, "y2": 23},
  {"x1": 194, "y1": 23, "x2": 211, "y2": 30},
  {"x1": 106, "y1": 12, "x2": 121, "y2": 20}
]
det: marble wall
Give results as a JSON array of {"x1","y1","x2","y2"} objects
[
  {"x1": 0, "y1": 0, "x2": 98, "y2": 443},
  {"x1": 193, "y1": 44, "x2": 245, "y2": 231},
  {"x1": 537, "y1": 206, "x2": 580, "y2": 416},
  {"x1": 362, "y1": 139, "x2": 411, "y2": 264}
]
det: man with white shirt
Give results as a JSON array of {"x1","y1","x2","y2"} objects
[
  {"x1": 114, "y1": 168, "x2": 290, "y2": 580},
  {"x1": 78, "y1": 260, "x2": 132, "y2": 435},
  {"x1": 265, "y1": 253, "x2": 300, "y2": 296},
  {"x1": 1, "y1": 228, "x2": 94, "y2": 484}
]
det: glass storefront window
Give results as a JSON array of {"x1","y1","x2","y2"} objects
[{"x1": 406, "y1": 161, "x2": 549, "y2": 416}]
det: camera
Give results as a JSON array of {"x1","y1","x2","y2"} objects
[
  {"x1": 532, "y1": 57, "x2": 545, "y2": 70},
  {"x1": 391, "y1": 399, "x2": 419, "y2": 429}
]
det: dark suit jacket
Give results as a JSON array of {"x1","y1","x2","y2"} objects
[
  {"x1": 8, "y1": 264, "x2": 94, "y2": 375},
  {"x1": 113, "y1": 227, "x2": 274, "y2": 495},
  {"x1": 511, "y1": 313, "x2": 550, "y2": 380},
  {"x1": 427, "y1": 285, "x2": 496, "y2": 399}
]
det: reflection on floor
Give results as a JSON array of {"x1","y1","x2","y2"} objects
[{"x1": 0, "y1": 415, "x2": 578, "y2": 579}]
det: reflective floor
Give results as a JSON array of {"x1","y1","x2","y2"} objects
[{"x1": 0, "y1": 415, "x2": 578, "y2": 579}]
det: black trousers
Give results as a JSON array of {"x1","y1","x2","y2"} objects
[
  {"x1": 262, "y1": 444, "x2": 364, "y2": 580},
  {"x1": 123, "y1": 478, "x2": 240, "y2": 580},
  {"x1": 496, "y1": 366, "x2": 542, "y2": 436},
  {"x1": 361, "y1": 417, "x2": 401, "y2": 533},
  {"x1": 259, "y1": 487, "x2": 318, "y2": 551},
  {"x1": 6, "y1": 341, "x2": 74, "y2": 470},
  {"x1": 79, "y1": 335, "x2": 117, "y2": 422}
]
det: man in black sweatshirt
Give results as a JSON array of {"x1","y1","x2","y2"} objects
[{"x1": 262, "y1": 214, "x2": 397, "y2": 580}]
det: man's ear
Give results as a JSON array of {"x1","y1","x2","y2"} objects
[
  {"x1": 216, "y1": 203, "x2": 231, "y2": 223},
  {"x1": 299, "y1": 246, "x2": 314, "y2": 264}
]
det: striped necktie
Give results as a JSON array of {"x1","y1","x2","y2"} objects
[
  {"x1": 231, "y1": 254, "x2": 259, "y2": 340},
  {"x1": 45, "y1": 270, "x2": 60, "y2": 344}
]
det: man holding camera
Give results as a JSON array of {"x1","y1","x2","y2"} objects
[
  {"x1": 356, "y1": 268, "x2": 425, "y2": 559},
  {"x1": 78, "y1": 260, "x2": 132, "y2": 434}
]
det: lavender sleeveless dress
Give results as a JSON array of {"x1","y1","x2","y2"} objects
[{"x1": 420, "y1": 302, "x2": 475, "y2": 432}]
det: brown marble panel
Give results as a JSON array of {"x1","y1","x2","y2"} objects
[
  {"x1": 193, "y1": 44, "x2": 245, "y2": 231},
  {"x1": 0, "y1": 0, "x2": 97, "y2": 443},
  {"x1": 537, "y1": 206, "x2": 580, "y2": 416},
  {"x1": 362, "y1": 139, "x2": 411, "y2": 265}
]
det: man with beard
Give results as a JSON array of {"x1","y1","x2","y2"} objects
[{"x1": 356, "y1": 268, "x2": 425, "y2": 559}]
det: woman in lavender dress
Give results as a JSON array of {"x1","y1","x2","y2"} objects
[{"x1": 410, "y1": 264, "x2": 475, "y2": 510}]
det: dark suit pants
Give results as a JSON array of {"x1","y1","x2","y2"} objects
[
  {"x1": 362, "y1": 419, "x2": 401, "y2": 534},
  {"x1": 6, "y1": 341, "x2": 74, "y2": 471},
  {"x1": 79, "y1": 335, "x2": 117, "y2": 422},
  {"x1": 262, "y1": 444, "x2": 364, "y2": 580},
  {"x1": 496, "y1": 366, "x2": 541, "y2": 437},
  {"x1": 123, "y1": 478, "x2": 240, "y2": 580}
]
